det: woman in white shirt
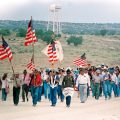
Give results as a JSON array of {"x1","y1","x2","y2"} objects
[{"x1": 1, "y1": 73, "x2": 9, "y2": 101}]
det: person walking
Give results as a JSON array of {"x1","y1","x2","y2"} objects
[
  {"x1": 47, "y1": 70, "x2": 59, "y2": 107},
  {"x1": 103, "y1": 69, "x2": 111, "y2": 100},
  {"x1": 37, "y1": 71, "x2": 43, "y2": 102},
  {"x1": 76, "y1": 69, "x2": 90, "y2": 103},
  {"x1": 21, "y1": 70, "x2": 31, "y2": 102},
  {"x1": 62, "y1": 69, "x2": 74, "y2": 107},
  {"x1": 92, "y1": 69, "x2": 102, "y2": 100},
  {"x1": 12, "y1": 73, "x2": 22, "y2": 106},
  {"x1": 31, "y1": 69, "x2": 41, "y2": 106},
  {"x1": 1, "y1": 73, "x2": 10, "y2": 101},
  {"x1": 109, "y1": 68, "x2": 117, "y2": 97},
  {"x1": 57, "y1": 69, "x2": 65, "y2": 102}
]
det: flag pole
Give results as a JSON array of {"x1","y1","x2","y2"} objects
[
  {"x1": 32, "y1": 42, "x2": 35, "y2": 64},
  {"x1": 9, "y1": 60, "x2": 15, "y2": 75},
  {"x1": 51, "y1": 63, "x2": 54, "y2": 70},
  {"x1": 31, "y1": 16, "x2": 35, "y2": 64}
]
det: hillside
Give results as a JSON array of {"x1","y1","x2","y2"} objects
[
  {"x1": 1, "y1": 20, "x2": 120, "y2": 35},
  {"x1": 0, "y1": 35, "x2": 120, "y2": 75}
]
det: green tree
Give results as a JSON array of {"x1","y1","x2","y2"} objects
[
  {"x1": 16, "y1": 28, "x2": 26, "y2": 37},
  {"x1": 0, "y1": 29, "x2": 11, "y2": 36},
  {"x1": 42, "y1": 30, "x2": 54, "y2": 43},
  {"x1": 36, "y1": 29, "x2": 44, "y2": 39},
  {"x1": 100, "y1": 29, "x2": 107, "y2": 36}
]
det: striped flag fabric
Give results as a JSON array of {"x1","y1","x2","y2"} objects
[
  {"x1": 0, "y1": 37, "x2": 13, "y2": 61},
  {"x1": 47, "y1": 41, "x2": 58, "y2": 63},
  {"x1": 0, "y1": 45, "x2": 8, "y2": 60},
  {"x1": 24, "y1": 18, "x2": 37, "y2": 46},
  {"x1": 27, "y1": 56, "x2": 35, "y2": 71},
  {"x1": 41, "y1": 40, "x2": 63, "y2": 63},
  {"x1": 73, "y1": 53, "x2": 87, "y2": 67}
]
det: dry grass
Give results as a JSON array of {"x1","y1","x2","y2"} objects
[{"x1": 0, "y1": 35, "x2": 120, "y2": 75}]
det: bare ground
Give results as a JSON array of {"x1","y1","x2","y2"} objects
[{"x1": 0, "y1": 90, "x2": 120, "y2": 120}]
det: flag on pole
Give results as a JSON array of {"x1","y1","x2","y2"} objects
[
  {"x1": 41, "y1": 40, "x2": 63, "y2": 63},
  {"x1": 48, "y1": 40, "x2": 58, "y2": 63},
  {"x1": 0, "y1": 45, "x2": 8, "y2": 60},
  {"x1": 55, "y1": 40, "x2": 63, "y2": 62},
  {"x1": 27, "y1": 56, "x2": 35, "y2": 71},
  {"x1": 24, "y1": 18, "x2": 37, "y2": 46},
  {"x1": 73, "y1": 53, "x2": 87, "y2": 67},
  {"x1": 0, "y1": 36, "x2": 13, "y2": 61}
]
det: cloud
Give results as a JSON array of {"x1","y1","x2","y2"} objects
[{"x1": 0, "y1": 0, "x2": 120, "y2": 22}]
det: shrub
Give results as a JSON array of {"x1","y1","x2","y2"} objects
[{"x1": 67, "y1": 36, "x2": 83, "y2": 46}]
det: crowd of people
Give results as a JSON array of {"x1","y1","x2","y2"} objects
[{"x1": 0, "y1": 64, "x2": 120, "y2": 107}]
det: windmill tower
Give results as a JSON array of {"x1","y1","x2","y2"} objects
[{"x1": 47, "y1": 3, "x2": 62, "y2": 35}]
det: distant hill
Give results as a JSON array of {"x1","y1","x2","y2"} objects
[
  {"x1": 0, "y1": 20, "x2": 120, "y2": 74},
  {"x1": 0, "y1": 20, "x2": 120, "y2": 35}
]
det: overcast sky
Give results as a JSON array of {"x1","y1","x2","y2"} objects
[{"x1": 0, "y1": 0, "x2": 120, "y2": 23}]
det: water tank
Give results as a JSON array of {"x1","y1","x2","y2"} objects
[{"x1": 49, "y1": 4, "x2": 61, "y2": 12}]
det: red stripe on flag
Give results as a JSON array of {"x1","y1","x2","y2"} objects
[
  {"x1": 27, "y1": 61, "x2": 35, "y2": 71},
  {"x1": 73, "y1": 58, "x2": 87, "y2": 67},
  {"x1": 47, "y1": 44, "x2": 58, "y2": 63},
  {"x1": 24, "y1": 20, "x2": 37, "y2": 46}
]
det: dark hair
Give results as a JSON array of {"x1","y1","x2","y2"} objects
[
  {"x1": 48, "y1": 70, "x2": 52, "y2": 75},
  {"x1": 2, "y1": 73, "x2": 8, "y2": 80},
  {"x1": 66, "y1": 69, "x2": 71, "y2": 74},
  {"x1": 79, "y1": 68, "x2": 84, "y2": 74},
  {"x1": 23, "y1": 69, "x2": 27, "y2": 74}
]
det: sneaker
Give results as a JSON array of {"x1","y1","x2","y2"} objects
[
  {"x1": 81, "y1": 101, "x2": 85, "y2": 103},
  {"x1": 105, "y1": 98, "x2": 107, "y2": 100},
  {"x1": 51, "y1": 104, "x2": 56, "y2": 107},
  {"x1": 66, "y1": 105, "x2": 70, "y2": 108},
  {"x1": 33, "y1": 104, "x2": 36, "y2": 107}
]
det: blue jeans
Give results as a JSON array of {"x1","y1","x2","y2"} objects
[
  {"x1": 110, "y1": 82, "x2": 117, "y2": 97},
  {"x1": 66, "y1": 96, "x2": 71, "y2": 106},
  {"x1": 116, "y1": 83, "x2": 120, "y2": 97},
  {"x1": 94, "y1": 83, "x2": 100, "y2": 100},
  {"x1": 103, "y1": 80, "x2": 111, "y2": 98},
  {"x1": 50, "y1": 86, "x2": 57, "y2": 105},
  {"x1": 31, "y1": 86, "x2": 39, "y2": 105},
  {"x1": 57, "y1": 85, "x2": 64, "y2": 102},
  {"x1": 47, "y1": 84, "x2": 51, "y2": 100},
  {"x1": 100, "y1": 81, "x2": 104, "y2": 96},
  {"x1": 38, "y1": 86, "x2": 43, "y2": 102},
  {"x1": 2, "y1": 88, "x2": 7, "y2": 101},
  {"x1": 90, "y1": 81, "x2": 95, "y2": 97},
  {"x1": 43, "y1": 81, "x2": 48, "y2": 99},
  {"x1": 79, "y1": 84, "x2": 87, "y2": 103}
]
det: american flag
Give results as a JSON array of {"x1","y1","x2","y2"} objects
[
  {"x1": 73, "y1": 53, "x2": 87, "y2": 67},
  {"x1": 24, "y1": 18, "x2": 37, "y2": 46},
  {"x1": 0, "y1": 45, "x2": 8, "y2": 60},
  {"x1": 27, "y1": 56, "x2": 35, "y2": 71},
  {"x1": 48, "y1": 40, "x2": 58, "y2": 63},
  {"x1": 0, "y1": 37, "x2": 13, "y2": 61}
]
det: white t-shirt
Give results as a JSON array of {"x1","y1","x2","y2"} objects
[
  {"x1": 76, "y1": 74, "x2": 90, "y2": 87},
  {"x1": 1, "y1": 79, "x2": 9, "y2": 89}
]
